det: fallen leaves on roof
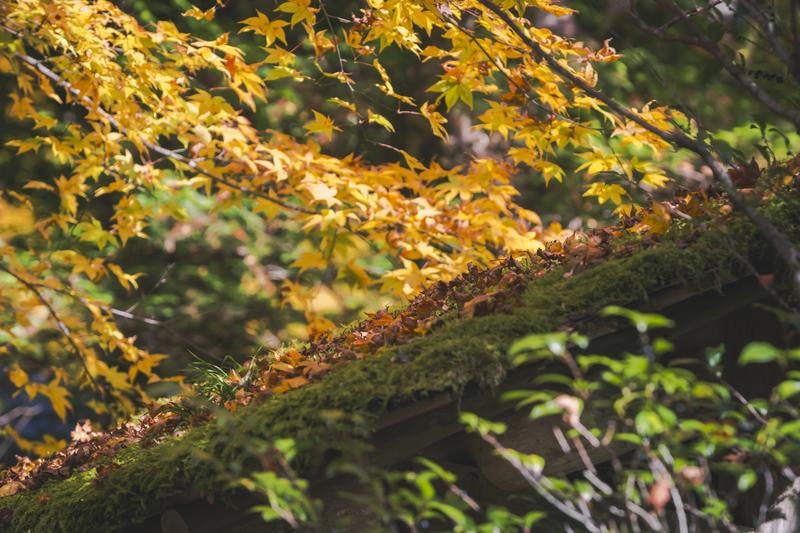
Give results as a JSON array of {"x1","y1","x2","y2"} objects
[{"x1": 1, "y1": 184, "x2": 790, "y2": 497}]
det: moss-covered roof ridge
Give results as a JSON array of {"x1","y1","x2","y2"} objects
[{"x1": 2, "y1": 199, "x2": 799, "y2": 531}]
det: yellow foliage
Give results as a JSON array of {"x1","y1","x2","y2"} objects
[{"x1": 0, "y1": 0, "x2": 682, "y2": 455}]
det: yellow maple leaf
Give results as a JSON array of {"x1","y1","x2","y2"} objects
[
  {"x1": 303, "y1": 180, "x2": 342, "y2": 207},
  {"x1": 8, "y1": 365, "x2": 29, "y2": 388},
  {"x1": 54, "y1": 175, "x2": 87, "y2": 216},
  {"x1": 0, "y1": 199, "x2": 34, "y2": 239},
  {"x1": 420, "y1": 102, "x2": 448, "y2": 139},
  {"x1": 41, "y1": 379, "x2": 71, "y2": 421},
  {"x1": 641, "y1": 172, "x2": 671, "y2": 189},
  {"x1": 368, "y1": 109, "x2": 396, "y2": 133},
  {"x1": 380, "y1": 258, "x2": 432, "y2": 297},
  {"x1": 183, "y1": 5, "x2": 216, "y2": 21},
  {"x1": 276, "y1": 0, "x2": 317, "y2": 27},
  {"x1": 304, "y1": 110, "x2": 341, "y2": 138},
  {"x1": 327, "y1": 97, "x2": 357, "y2": 113},
  {"x1": 638, "y1": 202, "x2": 672, "y2": 235},
  {"x1": 128, "y1": 352, "x2": 166, "y2": 380},
  {"x1": 291, "y1": 250, "x2": 327, "y2": 273},
  {"x1": 108, "y1": 263, "x2": 143, "y2": 291},
  {"x1": 75, "y1": 218, "x2": 118, "y2": 250},
  {"x1": 478, "y1": 102, "x2": 517, "y2": 140},
  {"x1": 100, "y1": 364, "x2": 132, "y2": 391},
  {"x1": 240, "y1": 10, "x2": 289, "y2": 46},
  {"x1": 583, "y1": 182, "x2": 628, "y2": 205}
]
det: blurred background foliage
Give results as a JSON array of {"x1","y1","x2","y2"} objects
[{"x1": 1, "y1": 0, "x2": 798, "y2": 459}]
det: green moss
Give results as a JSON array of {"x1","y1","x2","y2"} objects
[{"x1": 3, "y1": 200, "x2": 799, "y2": 531}]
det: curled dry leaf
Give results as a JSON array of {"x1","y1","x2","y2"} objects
[
  {"x1": 647, "y1": 478, "x2": 672, "y2": 514},
  {"x1": 678, "y1": 465, "x2": 705, "y2": 486},
  {"x1": 554, "y1": 394, "x2": 582, "y2": 427}
]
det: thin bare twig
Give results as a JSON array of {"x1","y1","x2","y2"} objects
[
  {"x1": 629, "y1": 4, "x2": 800, "y2": 131},
  {"x1": 318, "y1": 1, "x2": 356, "y2": 98},
  {"x1": 0, "y1": 405, "x2": 45, "y2": 428},
  {"x1": 739, "y1": 0, "x2": 800, "y2": 84},
  {"x1": 480, "y1": 431, "x2": 604, "y2": 532},
  {"x1": 0, "y1": 405, "x2": 45, "y2": 460},
  {"x1": 0, "y1": 264, "x2": 102, "y2": 394},
  {"x1": 472, "y1": 0, "x2": 800, "y2": 298},
  {"x1": 663, "y1": 0, "x2": 800, "y2": 129},
  {"x1": 658, "y1": 0, "x2": 726, "y2": 31}
]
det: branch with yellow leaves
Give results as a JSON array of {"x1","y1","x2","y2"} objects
[
  {"x1": 0, "y1": 266, "x2": 225, "y2": 363},
  {"x1": 0, "y1": 263, "x2": 102, "y2": 394},
  {"x1": 5, "y1": 29, "x2": 470, "y2": 265},
  {"x1": 472, "y1": 0, "x2": 800, "y2": 299},
  {"x1": 0, "y1": 23, "x2": 314, "y2": 217}
]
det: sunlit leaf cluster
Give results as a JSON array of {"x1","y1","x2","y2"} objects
[{"x1": 0, "y1": 0, "x2": 680, "y2": 452}]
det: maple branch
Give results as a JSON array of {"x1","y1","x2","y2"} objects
[
  {"x1": 738, "y1": 0, "x2": 800, "y2": 84},
  {"x1": 630, "y1": 1, "x2": 800, "y2": 130},
  {"x1": 0, "y1": 263, "x2": 102, "y2": 394},
  {"x1": 318, "y1": 1, "x2": 355, "y2": 98},
  {"x1": 13, "y1": 274, "x2": 226, "y2": 363},
  {"x1": 473, "y1": 0, "x2": 800, "y2": 299},
  {"x1": 657, "y1": 0, "x2": 726, "y2": 31},
  {"x1": 434, "y1": 8, "x2": 567, "y2": 123},
  {"x1": 8, "y1": 43, "x2": 314, "y2": 216},
  {"x1": 0, "y1": 405, "x2": 45, "y2": 460}
]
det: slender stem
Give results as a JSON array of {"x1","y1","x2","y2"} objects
[
  {"x1": 739, "y1": 0, "x2": 800, "y2": 84},
  {"x1": 0, "y1": 263, "x2": 102, "y2": 394},
  {"x1": 472, "y1": 0, "x2": 800, "y2": 298},
  {"x1": 663, "y1": 0, "x2": 800, "y2": 129},
  {"x1": 480, "y1": 431, "x2": 604, "y2": 532}
]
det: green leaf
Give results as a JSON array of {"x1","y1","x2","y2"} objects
[
  {"x1": 500, "y1": 389, "x2": 553, "y2": 408},
  {"x1": 523, "y1": 511, "x2": 546, "y2": 528},
  {"x1": 499, "y1": 448, "x2": 545, "y2": 474},
  {"x1": 737, "y1": 470, "x2": 757, "y2": 492},
  {"x1": 652, "y1": 337, "x2": 674, "y2": 355},
  {"x1": 615, "y1": 432, "x2": 643, "y2": 445},
  {"x1": 704, "y1": 344, "x2": 725, "y2": 368},
  {"x1": 509, "y1": 332, "x2": 567, "y2": 356},
  {"x1": 776, "y1": 380, "x2": 800, "y2": 400},
  {"x1": 533, "y1": 373, "x2": 574, "y2": 387},
  {"x1": 415, "y1": 472, "x2": 436, "y2": 500},
  {"x1": 252, "y1": 505, "x2": 281, "y2": 522},
  {"x1": 739, "y1": 342, "x2": 781, "y2": 365},
  {"x1": 273, "y1": 438, "x2": 297, "y2": 461},
  {"x1": 635, "y1": 409, "x2": 665, "y2": 437},
  {"x1": 578, "y1": 355, "x2": 622, "y2": 372},
  {"x1": 429, "y1": 501, "x2": 470, "y2": 525},
  {"x1": 530, "y1": 403, "x2": 563, "y2": 420},
  {"x1": 460, "y1": 412, "x2": 506, "y2": 436},
  {"x1": 654, "y1": 405, "x2": 677, "y2": 429},
  {"x1": 601, "y1": 305, "x2": 674, "y2": 332},
  {"x1": 702, "y1": 497, "x2": 729, "y2": 519},
  {"x1": 778, "y1": 419, "x2": 800, "y2": 438},
  {"x1": 417, "y1": 457, "x2": 456, "y2": 484},
  {"x1": 787, "y1": 348, "x2": 800, "y2": 361}
]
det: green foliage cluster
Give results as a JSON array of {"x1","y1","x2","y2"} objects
[{"x1": 238, "y1": 307, "x2": 800, "y2": 531}]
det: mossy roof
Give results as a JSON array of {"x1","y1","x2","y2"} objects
[{"x1": 2, "y1": 199, "x2": 799, "y2": 532}]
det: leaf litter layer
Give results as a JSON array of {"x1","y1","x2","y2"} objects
[{"x1": 1, "y1": 193, "x2": 799, "y2": 531}]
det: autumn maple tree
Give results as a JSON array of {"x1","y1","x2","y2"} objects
[{"x1": 0, "y1": 0, "x2": 797, "y2": 464}]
